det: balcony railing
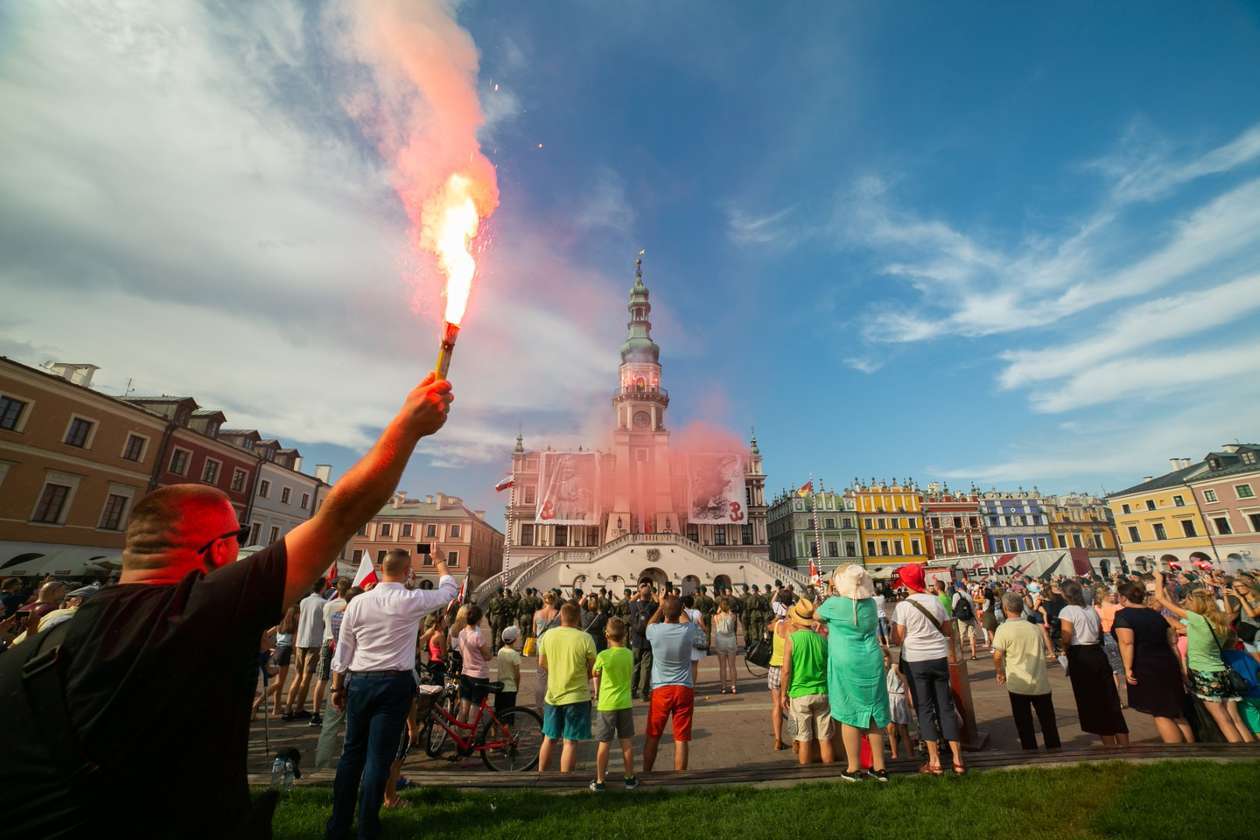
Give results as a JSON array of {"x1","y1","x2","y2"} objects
[{"x1": 614, "y1": 386, "x2": 669, "y2": 404}]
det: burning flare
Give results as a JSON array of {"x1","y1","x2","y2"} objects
[{"x1": 427, "y1": 173, "x2": 482, "y2": 325}]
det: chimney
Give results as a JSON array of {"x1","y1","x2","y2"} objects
[
  {"x1": 1143, "y1": 476, "x2": 1153, "y2": 483},
  {"x1": 47, "y1": 362, "x2": 99, "y2": 388},
  {"x1": 314, "y1": 464, "x2": 332, "y2": 483},
  {"x1": 391, "y1": 491, "x2": 406, "y2": 509},
  {"x1": 1169, "y1": 458, "x2": 1183, "y2": 471},
  {"x1": 425, "y1": 494, "x2": 434, "y2": 504},
  {"x1": 292, "y1": 456, "x2": 303, "y2": 473}
]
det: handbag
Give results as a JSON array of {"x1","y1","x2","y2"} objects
[
  {"x1": 1204, "y1": 617, "x2": 1252, "y2": 697},
  {"x1": 745, "y1": 636, "x2": 772, "y2": 668}
]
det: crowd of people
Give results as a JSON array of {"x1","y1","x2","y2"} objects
[{"x1": 1, "y1": 348, "x2": 1258, "y2": 838}]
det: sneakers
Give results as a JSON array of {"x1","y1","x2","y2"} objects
[
  {"x1": 839, "y1": 770, "x2": 863, "y2": 783},
  {"x1": 308, "y1": 714, "x2": 323, "y2": 727},
  {"x1": 864, "y1": 769, "x2": 889, "y2": 783},
  {"x1": 588, "y1": 780, "x2": 606, "y2": 792},
  {"x1": 280, "y1": 712, "x2": 295, "y2": 722},
  {"x1": 623, "y1": 775, "x2": 639, "y2": 790},
  {"x1": 292, "y1": 710, "x2": 313, "y2": 720}
]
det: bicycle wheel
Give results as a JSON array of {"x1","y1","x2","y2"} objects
[
  {"x1": 744, "y1": 656, "x2": 768, "y2": 678},
  {"x1": 424, "y1": 709, "x2": 453, "y2": 758},
  {"x1": 479, "y1": 706, "x2": 544, "y2": 771}
]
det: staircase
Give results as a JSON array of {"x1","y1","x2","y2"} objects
[{"x1": 471, "y1": 533, "x2": 808, "y2": 604}]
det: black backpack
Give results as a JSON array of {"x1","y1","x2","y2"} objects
[{"x1": 953, "y1": 595, "x2": 975, "y2": 621}]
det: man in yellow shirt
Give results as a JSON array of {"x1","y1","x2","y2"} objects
[
  {"x1": 537, "y1": 602, "x2": 596, "y2": 773},
  {"x1": 992, "y1": 592, "x2": 1061, "y2": 750}
]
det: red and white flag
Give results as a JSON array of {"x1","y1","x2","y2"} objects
[
  {"x1": 494, "y1": 475, "x2": 514, "y2": 492},
  {"x1": 352, "y1": 554, "x2": 377, "y2": 588},
  {"x1": 808, "y1": 558, "x2": 822, "y2": 587},
  {"x1": 456, "y1": 575, "x2": 469, "y2": 604}
]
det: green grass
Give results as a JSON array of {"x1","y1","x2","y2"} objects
[{"x1": 269, "y1": 760, "x2": 1260, "y2": 840}]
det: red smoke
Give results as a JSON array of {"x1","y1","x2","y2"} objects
[{"x1": 334, "y1": 0, "x2": 499, "y2": 317}]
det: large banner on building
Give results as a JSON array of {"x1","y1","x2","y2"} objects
[
  {"x1": 686, "y1": 453, "x2": 746, "y2": 525},
  {"x1": 535, "y1": 451, "x2": 601, "y2": 525}
]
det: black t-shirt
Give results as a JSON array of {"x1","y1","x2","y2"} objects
[{"x1": 6, "y1": 542, "x2": 287, "y2": 838}]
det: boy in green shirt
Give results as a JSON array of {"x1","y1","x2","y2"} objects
[{"x1": 589, "y1": 616, "x2": 638, "y2": 791}]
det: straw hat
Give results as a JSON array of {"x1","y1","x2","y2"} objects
[
  {"x1": 832, "y1": 564, "x2": 875, "y2": 600},
  {"x1": 788, "y1": 598, "x2": 815, "y2": 626}
]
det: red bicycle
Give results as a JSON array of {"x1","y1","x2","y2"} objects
[{"x1": 420, "y1": 679, "x2": 543, "y2": 771}]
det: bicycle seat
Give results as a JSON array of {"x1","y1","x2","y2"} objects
[{"x1": 488, "y1": 681, "x2": 505, "y2": 693}]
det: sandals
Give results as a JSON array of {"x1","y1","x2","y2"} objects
[
  {"x1": 918, "y1": 762, "x2": 944, "y2": 776},
  {"x1": 952, "y1": 761, "x2": 967, "y2": 776}
]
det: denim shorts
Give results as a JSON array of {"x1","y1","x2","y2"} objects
[{"x1": 542, "y1": 700, "x2": 592, "y2": 741}]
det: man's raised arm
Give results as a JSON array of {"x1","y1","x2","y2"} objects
[{"x1": 281, "y1": 374, "x2": 453, "y2": 607}]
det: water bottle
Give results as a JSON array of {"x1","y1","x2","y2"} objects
[
  {"x1": 282, "y1": 758, "x2": 296, "y2": 792},
  {"x1": 270, "y1": 755, "x2": 285, "y2": 789}
]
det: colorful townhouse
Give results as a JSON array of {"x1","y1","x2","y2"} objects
[
  {"x1": 850, "y1": 478, "x2": 929, "y2": 569},
  {"x1": 921, "y1": 485, "x2": 986, "y2": 560},
  {"x1": 1107, "y1": 459, "x2": 1214, "y2": 569},
  {"x1": 1187, "y1": 444, "x2": 1260, "y2": 568},
  {"x1": 979, "y1": 489, "x2": 1052, "y2": 554}
]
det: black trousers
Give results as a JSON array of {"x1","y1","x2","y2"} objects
[
  {"x1": 904, "y1": 657, "x2": 961, "y2": 743},
  {"x1": 632, "y1": 645, "x2": 653, "y2": 697},
  {"x1": 1009, "y1": 691, "x2": 1061, "y2": 750}
]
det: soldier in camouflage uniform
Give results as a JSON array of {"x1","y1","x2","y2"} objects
[
  {"x1": 503, "y1": 588, "x2": 520, "y2": 636},
  {"x1": 517, "y1": 588, "x2": 536, "y2": 640},
  {"x1": 614, "y1": 588, "x2": 632, "y2": 619},
  {"x1": 488, "y1": 587, "x2": 506, "y2": 646}
]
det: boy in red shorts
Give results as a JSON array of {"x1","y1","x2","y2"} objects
[{"x1": 643, "y1": 595, "x2": 703, "y2": 772}]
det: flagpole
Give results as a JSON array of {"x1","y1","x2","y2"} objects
[{"x1": 810, "y1": 475, "x2": 822, "y2": 584}]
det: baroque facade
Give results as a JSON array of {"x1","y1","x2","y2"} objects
[
  {"x1": 482, "y1": 257, "x2": 805, "y2": 602},
  {"x1": 767, "y1": 487, "x2": 862, "y2": 577}
]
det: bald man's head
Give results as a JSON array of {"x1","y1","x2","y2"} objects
[{"x1": 123, "y1": 485, "x2": 237, "y2": 572}]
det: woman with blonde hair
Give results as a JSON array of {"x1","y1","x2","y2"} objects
[
  {"x1": 712, "y1": 596, "x2": 739, "y2": 694},
  {"x1": 532, "y1": 591, "x2": 561, "y2": 709},
  {"x1": 1152, "y1": 570, "x2": 1255, "y2": 743},
  {"x1": 766, "y1": 592, "x2": 793, "y2": 751}
]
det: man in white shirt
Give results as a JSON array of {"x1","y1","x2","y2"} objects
[
  {"x1": 327, "y1": 549, "x2": 457, "y2": 840},
  {"x1": 311, "y1": 577, "x2": 352, "y2": 727},
  {"x1": 285, "y1": 580, "x2": 327, "y2": 720}
]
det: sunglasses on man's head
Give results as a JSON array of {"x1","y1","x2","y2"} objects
[{"x1": 197, "y1": 526, "x2": 252, "y2": 555}]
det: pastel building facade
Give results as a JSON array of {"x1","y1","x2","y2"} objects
[
  {"x1": 767, "y1": 488, "x2": 862, "y2": 577},
  {"x1": 851, "y1": 479, "x2": 928, "y2": 569},
  {"x1": 980, "y1": 490, "x2": 1052, "y2": 554},
  {"x1": 921, "y1": 486, "x2": 986, "y2": 560}
]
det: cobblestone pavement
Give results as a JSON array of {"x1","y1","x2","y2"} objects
[{"x1": 248, "y1": 642, "x2": 1160, "y2": 780}]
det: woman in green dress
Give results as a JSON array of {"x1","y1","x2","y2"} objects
[{"x1": 817, "y1": 564, "x2": 890, "y2": 781}]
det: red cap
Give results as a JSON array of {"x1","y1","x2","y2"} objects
[{"x1": 894, "y1": 563, "x2": 927, "y2": 593}]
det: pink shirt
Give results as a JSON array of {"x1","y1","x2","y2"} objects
[{"x1": 459, "y1": 626, "x2": 489, "y2": 678}]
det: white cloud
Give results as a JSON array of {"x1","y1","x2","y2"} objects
[
  {"x1": 1028, "y1": 339, "x2": 1260, "y2": 414},
  {"x1": 0, "y1": 0, "x2": 619, "y2": 466},
  {"x1": 844, "y1": 357, "x2": 883, "y2": 374},
  {"x1": 840, "y1": 121, "x2": 1260, "y2": 348},
  {"x1": 1089, "y1": 120, "x2": 1260, "y2": 204},
  {"x1": 575, "y1": 167, "x2": 635, "y2": 232},
  {"x1": 1000, "y1": 274, "x2": 1260, "y2": 390},
  {"x1": 726, "y1": 205, "x2": 799, "y2": 246},
  {"x1": 934, "y1": 383, "x2": 1260, "y2": 486}
]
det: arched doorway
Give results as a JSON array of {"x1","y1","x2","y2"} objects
[
  {"x1": 1189, "y1": 552, "x2": 1213, "y2": 566},
  {"x1": 681, "y1": 575, "x2": 701, "y2": 596},
  {"x1": 1099, "y1": 559, "x2": 1110, "y2": 578},
  {"x1": 1159, "y1": 554, "x2": 1179, "y2": 568},
  {"x1": 638, "y1": 567, "x2": 668, "y2": 589},
  {"x1": 714, "y1": 574, "x2": 732, "y2": 594},
  {"x1": 571, "y1": 574, "x2": 588, "y2": 595},
  {"x1": 419, "y1": 579, "x2": 434, "y2": 590}
]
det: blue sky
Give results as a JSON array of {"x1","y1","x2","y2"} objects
[{"x1": 3, "y1": 1, "x2": 1260, "y2": 526}]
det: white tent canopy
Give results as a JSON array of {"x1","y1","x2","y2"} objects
[{"x1": 0, "y1": 541, "x2": 122, "y2": 578}]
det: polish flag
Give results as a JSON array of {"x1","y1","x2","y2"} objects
[
  {"x1": 808, "y1": 558, "x2": 822, "y2": 587},
  {"x1": 352, "y1": 554, "x2": 377, "y2": 588}
]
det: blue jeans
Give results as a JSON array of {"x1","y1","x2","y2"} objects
[{"x1": 326, "y1": 671, "x2": 415, "y2": 840}]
